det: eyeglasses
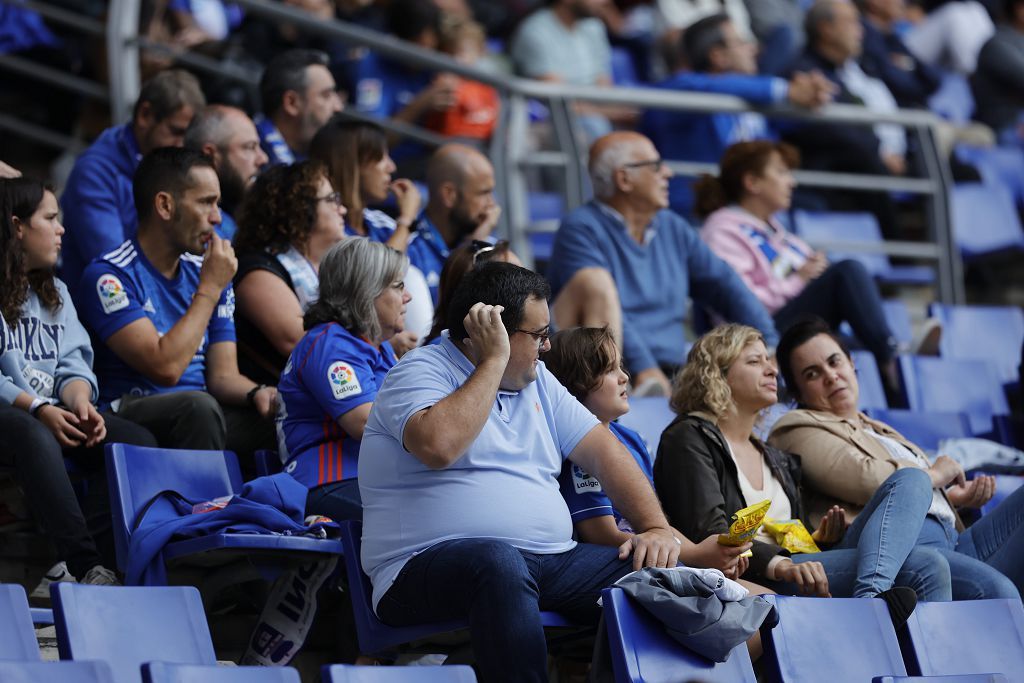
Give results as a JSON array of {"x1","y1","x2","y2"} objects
[
  {"x1": 621, "y1": 158, "x2": 665, "y2": 172},
  {"x1": 316, "y1": 191, "x2": 343, "y2": 207},
  {"x1": 515, "y1": 327, "x2": 550, "y2": 348}
]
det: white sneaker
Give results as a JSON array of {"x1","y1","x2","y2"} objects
[
  {"x1": 30, "y1": 561, "x2": 76, "y2": 600},
  {"x1": 79, "y1": 565, "x2": 120, "y2": 586}
]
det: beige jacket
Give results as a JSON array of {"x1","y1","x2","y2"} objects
[{"x1": 767, "y1": 409, "x2": 963, "y2": 531}]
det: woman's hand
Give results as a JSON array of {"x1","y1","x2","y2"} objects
[
  {"x1": 927, "y1": 455, "x2": 966, "y2": 489},
  {"x1": 390, "y1": 179, "x2": 422, "y2": 225},
  {"x1": 797, "y1": 252, "x2": 829, "y2": 281},
  {"x1": 680, "y1": 534, "x2": 752, "y2": 576},
  {"x1": 37, "y1": 404, "x2": 91, "y2": 448},
  {"x1": 775, "y1": 558, "x2": 830, "y2": 597},
  {"x1": 947, "y1": 474, "x2": 996, "y2": 509},
  {"x1": 811, "y1": 505, "x2": 848, "y2": 545}
]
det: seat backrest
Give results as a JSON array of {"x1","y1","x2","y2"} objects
[
  {"x1": 851, "y1": 350, "x2": 889, "y2": 411},
  {"x1": 899, "y1": 356, "x2": 1009, "y2": 435},
  {"x1": 321, "y1": 664, "x2": 477, "y2": 682},
  {"x1": 881, "y1": 300, "x2": 914, "y2": 348},
  {"x1": 105, "y1": 444, "x2": 243, "y2": 571},
  {"x1": 792, "y1": 210, "x2": 890, "y2": 276},
  {"x1": 0, "y1": 584, "x2": 41, "y2": 661},
  {"x1": 928, "y1": 72, "x2": 974, "y2": 123},
  {"x1": 902, "y1": 599, "x2": 1024, "y2": 678},
  {"x1": 0, "y1": 661, "x2": 116, "y2": 682},
  {"x1": 142, "y1": 662, "x2": 301, "y2": 683},
  {"x1": 52, "y1": 584, "x2": 217, "y2": 683},
  {"x1": 762, "y1": 595, "x2": 906, "y2": 683},
  {"x1": 601, "y1": 587, "x2": 755, "y2": 683},
  {"x1": 865, "y1": 409, "x2": 972, "y2": 453},
  {"x1": 618, "y1": 397, "x2": 677, "y2": 457},
  {"x1": 874, "y1": 676, "x2": 1007, "y2": 683},
  {"x1": 951, "y1": 183, "x2": 1024, "y2": 258},
  {"x1": 929, "y1": 303, "x2": 1024, "y2": 386}
]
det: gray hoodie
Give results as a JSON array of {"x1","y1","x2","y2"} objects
[{"x1": 0, "y1": 278, "x2": 98, "y2": 406}]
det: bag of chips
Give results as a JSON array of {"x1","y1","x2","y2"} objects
[
  {"x1": 762, "y1": 518, "x2": 821, "y2": 554},
  {"x1": 718, "y1": 499, "x2": 771, "y2": 558}
]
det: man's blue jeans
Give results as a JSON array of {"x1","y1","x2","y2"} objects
[
  {"x1": 916, "y1": 482, "x2": 1024, "y2": 600},
  {"x1": 376, "y1": 539, "x2": 631, "y2": 683}
]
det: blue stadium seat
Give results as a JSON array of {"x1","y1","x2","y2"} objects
[
  {"x1": 851, "y1": 350, "x2": 889, "y2": 411},
  {"x1": 0, "y1": 661, "x2": 116, "y2": 683},
  {"x1": 955, "y1": 144, "x2": 1024, "y2": 207},
  {"x1": 321, "y1": 664, "x2": 477, "y2": 682},
  {"x1": 898, "y1": 356, "x2": 1010, "y2": 439},
  {"x1": 601, "y1": 586, "x2": 756, "y2": 683},
  {"x1": 142, "y1": 662, "x2": 301, "y2": 683},
  {"x1": 839, "y1": 301, "x2": 912, "y2": 360},
  {"x1": 761, "y1": 595, "x2": 907, "y2": 683},
  {"x1": 950, "y1": 183, "x2": 1024, "y2": 259},
  {"x1": 900, "y1": 599, "x2": 1024, "y2": 678},
  {"x1": 104, "y1": 444, "x2": 342, "y2": 584},
  {"x1": 928, "y1": 304, "x2": 1024, "y2": 386},
  {"x1": 29, "y1": 608, "x2": 53, "y2": 626},
  {"x1": 52, "y1": 584, "x2": 216, "y2": 683},
  {"x1": 617, "y1": 397, "x2": 676, "y2": 456},
  {"x1": 253, "y1": 449, "x2": 282, "y2": 478},
  {"x1": 0, "y1": 584, "x2": 41, "y2": 661},
  {"x1": 928, "y1": 72, "x2": 974, "y2": 124},
  {"x1": 611, "y1": 46, "x2": 639, "y2": 86},
  {"x1": 874, "y1": 676, "x2": 1007, "y2": 682},
  {"x1": 792, "y1": 210, "x2": 934, "y2": 285},
  {"x1": 864, "y1": 409, "x2": 972, "y2": 453},
  {"x1": 338, "y1": 521, "x2": 574, "y2": 656}
]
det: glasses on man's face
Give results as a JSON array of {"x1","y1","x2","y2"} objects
[
  {"x1": 621, "y1": 158, "x2": 665, "y2": 172},
  {"x1": 515, "y1": 327, "x2": 550, "y2": 348},
  {"x1": 316, "y1": 191, "x2": 343, "y2": 207}
]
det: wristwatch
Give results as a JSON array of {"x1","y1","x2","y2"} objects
[{"x1": 246, "y1": 384, "x2": 268, "y2": 406}]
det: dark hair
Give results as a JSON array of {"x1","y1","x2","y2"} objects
[
  {"x1": 0, "y1": 177, "x2": 61, "y2": 322},
  {"x1": 776, "y1": 316, "x2": 851, "y2": 402},
  {"x1": 693, "y1": 140, "x2": 800, "y2": 219},
  {"x1": 1003, "y1": 0, "x2": 1024, "y2": 22},
  {"x1": 543, "y1": 327, "x2": 620, "y2": 401},
  {"x1": 427, "y1": 239, "x2": 512, "y2": 343},
  {"x1": 234, "y1": 160, "x2": 327, "y2": 253},
  {"x1": 446, "y1": 262, "x2": 551, "y2": 343},
  {"x1": 133, "y1": 147, "x2": 217, "y2": 223},
  {"x1": 132, "y1": 68, "x2": 206, "y2": 123},
  {"x1": 309, "y1": 116, "x2": 388, "y2": 233},
  {"x1": 682, "y1": 13, "x2": 731, "y2": 72},
  {"x1": 260, "y1": 48, "x2": 330, "y2": 118},
  {"x1": 388, "y1": 0, "x2": 441, "y2": 42},
  {"x1": 804, "y1": 0, "x2": 841, "y2": 47}
]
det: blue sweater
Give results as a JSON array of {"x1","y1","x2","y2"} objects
[
  {"x1": 60, "y1": 124, "x2": 142, "y2": 289},
  {"x1": 549, "y1": 202, "x2": 778, "y2": 372}
]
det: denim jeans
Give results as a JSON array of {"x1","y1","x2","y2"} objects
[
  {"x1": 788, "y1": 468, "x2": 952, "y2": 601},
  {"x1": 915, "y1": 483, "x2": 1024, "y2": 600},
  {"x1": 306, "y1": 478, "x2": 362, "y2": 523},
  {"x1": 376, "y1": 539, "x2": 631, "y2": 683}
]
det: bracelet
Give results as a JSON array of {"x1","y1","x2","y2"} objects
[
  {"x1": 246, "y1": 384, "x2": 268, "y2": 405},
  {"x1": 28, "y1": 398, "x2": 48, "y2": 416}
]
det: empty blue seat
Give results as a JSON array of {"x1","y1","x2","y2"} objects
[
  {"x1": 955, "y1": 144, "x2": 1024, "y2": 206},
  {"x1": 792, "y1": 211, "x2": 934, "y2": 285},
  {"x1": 950, "y1": 183, "x2": 1024, "y2": 258},
  {"x1": 52, "y1": 584, "x2": 216, "y2": 683},
  {"x1": 761, "y1": 595, "x2": 906, "y2": 683},
  {"x1": 901, "y1": 599, "x2": 1024, "y2": 678},
  {"x1": 851, "y1": 350, "x2": 889, "y2": 411},
  {"x1": 0, "y1": 661, "x2": 115, "y2": 683},
  {"x1": 928, "y1": 72, "x2": 974, "y2": 124},
  {"x1": 321, "y1": 664, "x2": 477, "y2": 682},
  {"x1": 105, "y1": 444, "x2": 342, "y2": 584},
  {"x1": 898, "y1": 356, "x2": 1010, "y2": 438},
  {"x1": 874, "y1": 676, "x2": 1007, "y2": 682},
  {"x1": 601, "y1": 586, "x2": 756, "y2": 683},
  {"x1": 864, "y1": 409, "x2": 972, "y2": 453},
  {"x1": 0, "y1": 584, "x2": 40, "y2": 661},
  {"x1": 928, "y1": 304, "x2": 1024, "y2": 386},
  {"x1": 617, "y1": 397, "x2": 676, "y2": 456},
  {"x1": 142, "y1": 662, "x2": 300, "y2": 683}
]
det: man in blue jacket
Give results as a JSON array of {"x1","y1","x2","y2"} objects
[
  {"x1": 60, "y1": 69, "x2": 206, "y2": 289},
  {"x1": 548, "y1": 131, "x2": 779, "y2": 396}
]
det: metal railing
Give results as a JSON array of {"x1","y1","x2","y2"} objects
[{"x1": 0, "y1": 0, "x2": 963, "y2": 302}]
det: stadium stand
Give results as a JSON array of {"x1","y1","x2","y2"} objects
[
  {"x1": 0, "y1": 661, "x2": 116, "y2": 683},
  {"x1": 0, "y1": 584, "x2": 42, "y2": 661}
]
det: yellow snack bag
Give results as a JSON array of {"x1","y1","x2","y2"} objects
[
  {"x1": 718, "y1": 499, "x2": 771, "y2": 558},
  {"x1": 762, "y1": 518, "x2": 821, "y2": 554}
]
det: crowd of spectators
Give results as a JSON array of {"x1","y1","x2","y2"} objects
[{"x1": 1, "y1": 0, "x2": 1024, "y2": 680}]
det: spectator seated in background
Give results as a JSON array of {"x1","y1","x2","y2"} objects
[
  {"x1": 769, "y1": 318, "x2": 1024, "y2": 600},
  {"x1": 0, "y1": 178, "x2": 157, "y2": 590},
  {"x1": 643, "y1": 11, "x2": 834, "y2": 216},
  {"x1": 256, "y1": 48, "x2": 343, "y2": 166},
  {"x1": 359, "y1": 262, "x2": 680, "y2": 682},
  {"x1": 75, "y1": 148, "x2": 277, "y2": 459},
  {"x1": 183, "y1": 105, "x2": 269, "y2": 241},
  {"x1": 903, "y1": 0, "x2": 995, "y2": 75},
  {"x1": 972, "y1": 0, "x2": 1024, "y2": 145},
  {"x1": 655, "y1": 323, "x2": 951, "y2": 624},
  {"x1": 548, "y1": 131, "x2": 779, "y2": 398},
  {"x1": 415, "y1": 143, "x2": 502, "y2": 303},
  {"x1": 277, "y1": 238, "x2": 409, "y2": 523},
  {"x1": 60, "y1": 69, "x2": 205, "y2": 290},
  {"x1": 695, "y1": 140, "x2": 915, "y2": 395},
  {"x1": 857, "y1": 0, "x2": 943, "y2": 109},
  {"x1": 232, "y1": 160, "x2": 346, "y2": 387}
]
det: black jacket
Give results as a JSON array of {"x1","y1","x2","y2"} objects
[{"x1": 653, "y1": 413, "x2": 805, "y2": 580}]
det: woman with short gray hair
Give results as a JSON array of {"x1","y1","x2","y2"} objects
[{"x1": 276, "y1": 237, "x2": 411, "y2": 522}]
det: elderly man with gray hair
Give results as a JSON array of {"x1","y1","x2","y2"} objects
[
  {"x1": 548, "y1": 131, "x2": 778, "y2": 396},
  {"x1": 276, "y1": 237, "x2": 411, "y2": 523}
]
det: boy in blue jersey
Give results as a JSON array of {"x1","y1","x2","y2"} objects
[{"x1": 75, "y1": 148, "x2": 278, "y2": 457}]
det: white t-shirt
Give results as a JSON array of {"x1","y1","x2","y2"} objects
[
  {"x1": 866, "y1": 429, "x2": 957, "y2": 527},
  {"x1": 726, "y1": 440, "x2": 792, "y2": 544}
]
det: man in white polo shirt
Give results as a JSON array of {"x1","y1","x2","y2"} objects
[{"x1": 359, "y1": 262, "x2": 679, "y2": 683}]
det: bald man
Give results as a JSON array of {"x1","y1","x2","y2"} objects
[
  {"x1": 548, "y1": 132, "x2": 778, "y2": 396},
  {"x1": 184, "y1": 105, "x2": 269, "y2": 240},
  {"x1": 410, "y1": 143, "x2": 501, "y2": 302}
]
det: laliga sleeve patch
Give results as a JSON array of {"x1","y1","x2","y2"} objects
[
  {"x1": 327, "y1": 361, "x2": 362, "y2": 400},
  {"x1": 572, "y1": 463, "x2": 602, "y2": 494},
  {"x1": 96, "y1": 274, "x2": 129, "y2": 313}
]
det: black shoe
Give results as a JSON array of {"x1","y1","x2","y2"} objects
[{"x1": 878, "y1": 586, "x2": 917, "y2": 629}]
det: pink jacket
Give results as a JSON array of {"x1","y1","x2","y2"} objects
[{"x1": 700, "y1": 207, "x2": 812, "y2": 314}]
